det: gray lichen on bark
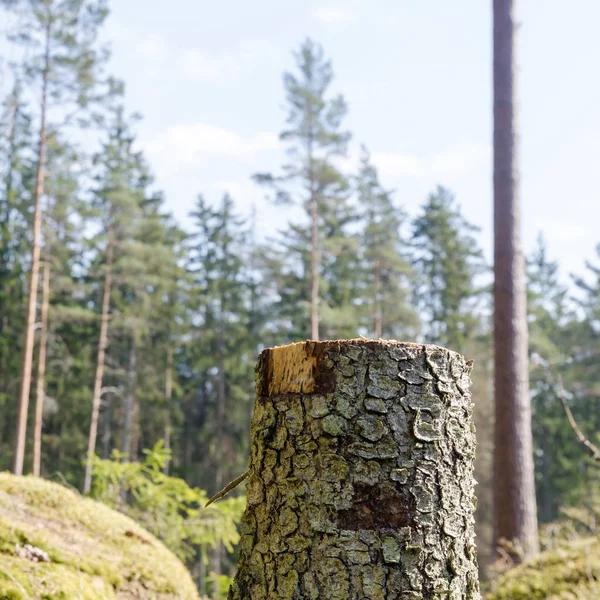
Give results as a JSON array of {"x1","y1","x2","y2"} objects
[{"x1": 229, "y1": 340, "x2": 480, "y2": 599}]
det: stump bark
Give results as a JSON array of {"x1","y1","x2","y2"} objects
[{"x1": 229, "y1": 340, "x2": 480, "y2": 600}]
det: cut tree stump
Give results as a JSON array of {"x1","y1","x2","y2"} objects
[{"x1": 229, "y1": 340, "x2": 480, "y2": 600}]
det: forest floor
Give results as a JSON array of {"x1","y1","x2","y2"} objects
[{"x1": 0, "y1": 472, "x2": 199, "y2": 599}]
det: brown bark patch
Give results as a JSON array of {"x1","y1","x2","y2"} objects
[{"x1": 338, "y1": 483, "x2": 412, "y2": 531}]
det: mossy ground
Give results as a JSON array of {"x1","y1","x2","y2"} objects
[
  {"x1": 0, "y1": 473, "x2": 199, "y2": 600},
  {"x1": 488, "y1": 536, "x2": 600, "y2": 600}
]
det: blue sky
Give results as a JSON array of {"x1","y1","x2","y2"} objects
[{"x1": 102, "y1": 0, "x2": 600, "y2": 281}]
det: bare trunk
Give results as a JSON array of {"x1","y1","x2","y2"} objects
[
  {"x1": 13, "y1": 22, "x2": 51, "y2": 476},
  {"x1": 122, "y1": 337, "x2": 137, "y2": 458},
  {"x1": 310, "y1": 193, "x2": 319, "y2": 341},
  {"x1": 373, "y1": 259, "x2": 383, "y2": 338},
  {"x1": 102, "y1": 392, "x2": 112, "y2": 459},
  {"x1": 163, "y1": 345, "x2": 173, "y2": 475},
  {"x1": 32, "y1": 258, "x2": 50, "y2": 477},
  {"x1": 83, "y1": 228, "x2": 113, "y2": 493},
  {"x1": 229, "y1": 340, "x2": 480, "y2": 599},
  {"x1": 213, "y1": 324, "x2": 226, "y2": 578},
  {"x1": 492, "y1": 0, "x2": 539, "y2": 560}
]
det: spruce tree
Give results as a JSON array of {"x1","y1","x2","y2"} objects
[
  {"x1": 355, "y1": 145, "x2": 415, "y2": 339},
  {"x1": 411, "y1": 185, "x2": 485, "y2": 352}
]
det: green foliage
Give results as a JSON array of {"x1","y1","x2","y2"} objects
[
  {"x1": 528, "y1": 235, "x2": 600, "y2": 523},
  {"x1": 254, "y1": 37, "x2": 357, "y2": 340},
  {"x1": 412, "y1": 185, "x2": 487, "y2": 352},
  {"x1": 90, "y1": 441, "x2": 244, "y2": 564},
  {"x1": 355, "y1": 145, "x2": 416, "y2": 339}
]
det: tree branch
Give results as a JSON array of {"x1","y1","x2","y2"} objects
[
  {"x1": 205, "y1": 469, "x2": 249, "y2": 508},
  {"x1": 557, "y1": 375, "x2": 600, "y2": 462}
]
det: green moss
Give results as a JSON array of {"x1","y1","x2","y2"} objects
[
  {"x1": 489, "y1": 537, "x2": 600, "y2": 600},
  {"x1": 0, "y1": 473, "x2": 199, "y2": 599}
]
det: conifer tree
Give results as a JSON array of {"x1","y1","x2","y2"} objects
[
  {"x1": 0, "y1": 82, "x2": 34, "y2": 468},
  {"x1": 254, "y1": 38, "x2": 351, "y2": 341},
  {"x1": 355, "y1": 145, "x2": 415, "y2": 339},
  {"x1": 412, "y1": 186, "x2": 485, "y2": 352},
  {"x1": 1, "y1": 0, "x2": 110, "y2": 475},
  {"x1": 493, "y1": 0, "x2": 539, "y2": 559}
]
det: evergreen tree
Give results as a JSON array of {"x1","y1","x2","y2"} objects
[
  {"x1": 254, "y1": 38, "x2": 351, "y2": 341},
  {"x1": 411, "y1": 185, "x2": 485, "y2": 352},
  {"x1": 526, "y1": 235, "x2": 587, "y2": 523},
  {"x1": 493, "y1": 0, "x2": 539, "y2": 560},
  {"x1": 0, "y1": 82, "x2": 34, "y2": 469},
  {"x1": 83, "y1": 108, "x2": 182, "y2": 489},
  {"x1": 1, "y1": 0, "x2": 110, "y2": 475},
  {"x1": 355, "y1": 145, "x2": 416, "y2": 339}
]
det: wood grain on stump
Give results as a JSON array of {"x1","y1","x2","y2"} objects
[{"x1": 229, "y1": 339, "x2": 480, "y2": 600}]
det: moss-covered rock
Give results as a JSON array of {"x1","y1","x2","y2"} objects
[
  {"x1": 0, "y1": 473, "x2": 199, "y2": 599},
  {"x1": 488, "y1": 536, "x2": 600, "y2": 600}
]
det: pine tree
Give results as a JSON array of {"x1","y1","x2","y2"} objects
[
  {"x1": 1, "y1": 0, "x2": 110, "y2": 475},
  {"x1": 83, "y1": 108, "x2": 182, "y2": 490},
  {"x1": 254, "y1": 38, "x2": 351, "y2": 341},
  {"x1": 0, "y1": 82, "x2": 34, "y2": 470},
  {"x1": 493, "y1": 0, "x2": 539, "y2": 560},
  {"x1": 355, "y1": 145, "x2": 415, "y2": 339},
  {"x1": 32, "y1": 132, "x2": 85, "y2": 477},
  {"x1": 411, "y1": 185, "x2": 485, "y2": 353}
]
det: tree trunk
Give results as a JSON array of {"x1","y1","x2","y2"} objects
[
  {"x1": 83, "y1": 228, "x2": 113, "y2": 493},
  {"x1": 213, "y1": 322, "x2": 227, "y2": 578},
  {"x1": 13, "y1": 21, "x2": 51, "y2": 476},
  {"x1": 229, "y1": 340, "x2": 480, "y2": 599},
  {"x1": 373, "y1": 259, "x2": 383, "y2": 338},
  {"x1": 102, "y1": 391, "x2": 112, "y2": 460},
  {"x1": 32, "y1": 258, "x2": 50, "y2": 477},
  {"x1": 492, "y1": 0, "x2": 539, "y2": 560},
  {"x1": 163, "y1": 345, "x2": 173, "y2": 475},
  {"x1": 122, "y1": 337, "x2": 137, "y2": 458},
  {"x1": 309, "y1": 193, "x2": 319, "y2": 341}
]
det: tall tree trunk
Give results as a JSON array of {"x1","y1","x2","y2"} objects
[
  {"x1": 212, "y1": 321, "x2": 227, "y2": 578},
  {"x1": 163, "y1": 345, "x2": 173, "y2": 475},
  {"x1": 13, "y1": 22, "x2": 51, "y2": 476},
  {"x1": 309, "y1": 193, "x2": 319, "y2": 341},
  {"x1": 83, "y1": 228, "x2": 113, "y2": 493},
  {"x1": 102, "y1": 391, "x2": 112, "y2": 459},
  {"x1": 492, "y1": 0, "x2": 539, "y2": 560},
  {"x1": 122, "y1": 337, "x2": 137, "y2": 458},
  {"x1": 32, "y1": 258, "x2": 50, "y2": 477},
  {"x1": 229, "y1": 340, "x2": 480, "y2": 599},
  {"x1": 373, "y1": 259, "x2": 383, "y2": 338}
]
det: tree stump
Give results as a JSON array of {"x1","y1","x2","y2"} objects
[{"x1": 229, "y1": 340, "x2": 480, "y2": 599}]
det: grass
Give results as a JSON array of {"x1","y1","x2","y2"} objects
[
  {"x1": 0, "y1": 472, "x2": 199, "y2": 600},
  {"x1": 488, "y1": 536, "x2": 600, "y2": 600}
]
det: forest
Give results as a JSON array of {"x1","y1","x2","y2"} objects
[{"x1": 1, "y1": 1, "x2": 599, "y2": 599}]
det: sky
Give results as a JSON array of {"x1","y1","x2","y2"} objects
[{"x1": 100, "y1": 0, "x2": 600, "y2": 282}]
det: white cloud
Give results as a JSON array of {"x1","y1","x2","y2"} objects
[
  {"x1": 372, "y1": 142, "x2": 491, "y2": 180},
  {"x1": 142, "y1": 123, "x2": 279, "y2": 177},
  {"x1": 311, "y1": 0, "x2": 360, "y2": 24},
  {"x1": 312, "y1": 6, "x2": 355, "y2": 24},
  {"x1": 134, "y1": 32, "x2": 171, "y2": 64},
  {"x1": 180, "y1": 39, "x2": 279, "y2": 83}
]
